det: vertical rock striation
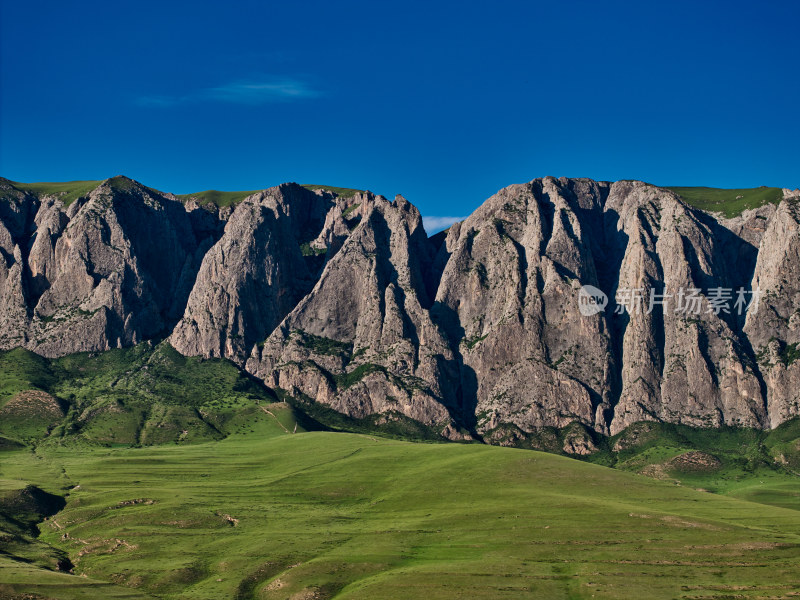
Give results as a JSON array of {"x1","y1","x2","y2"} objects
[
  {"x1": 1, "y1": 174, "x2": 798, "y2": 440},
  {"x1": 246, "y1": 195, "x2": 460, "y2": 432}
]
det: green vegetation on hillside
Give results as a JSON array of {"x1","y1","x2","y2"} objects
[
  {"x1": 301, "y1": 184, "x2": 364, "y2": 198},
  {"x1": 625, "y1": 423, "x2": 797, "y2": 494},
  {"x1": 667, "y1": 185, "x2": 783, "y2": 218},
  {"x1": 0, "y1": 343, "x2": 454, "y2": 450},
  {"x1": 341, "y1": 203, "x2": 360, "y2": 217},
  {"x1": 2, "y1": 432, "x2": 800, "y2": 599},
  {"x1": 0, "y1": 343, "x2": 312, "y2": 448},
  {"x1": 1, "y1": 180, "x2": 368, "y2": 211},
  {"x1": 487, "y1": 419, "x2": 800, "y2": 511},
  {"x1": 0, "y1": 343, "x2": 799, "y2": 598},
  {"x1": 176, "y1": 189, "x2": 262, "y2": 207},
  {"x1": 7, "y1": 180, "x2": 102, "y2": 206},
  {"x1": 172, "y1": 184, "x2": 367, "y2": 209},
  {"x1": 292, "y1": 330, "x2": 352, "y2": 355},
  {"x1": 4, "y1": 342, "x2": 800, "y2": 497},
  {"x1": 3, "y1": 180, "x2": 787, "y2": 220},
  {"x1": 0, "y1": 347, "x2": 57, "y2": 397},
  {"x1": 299, "y1": 241, "x2": 328, "y2": 256}
]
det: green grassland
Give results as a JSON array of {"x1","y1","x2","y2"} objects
[
  {"x1": 600, "y1": 421, "x2": 800, "y2": 511},
  {"x1": 301, "y1": 184, "x2": 364, "y2": 198},
  {"x1": 1, "y1": 430, "x2": 800, "y2": 599},
  {"x1": 666, "y1": 186, "x2": 784, "y2": 218},
  {"x1": 2, "y1": 180, "x2": 364, "y2": 211},
  {"x1": 0, "y1": 343, "x2": 313, "y2": 448},
  {"x1": 176, "y1": 185, "x2": 364, "y2": 208},
  {"x1": 5, "y1": 180, "x2": 103, "y2": 206},
  {"x1": 1, "y1": 345, "x2": 800, "y2": 598},
  {"x1": 176, "y1": 189, "x2": 262, "y2": 208}
]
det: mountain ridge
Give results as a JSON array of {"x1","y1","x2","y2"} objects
[{"x1": 2, "y1": 175, "x2": 799, "y2": 442}]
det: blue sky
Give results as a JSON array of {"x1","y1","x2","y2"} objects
[{"x1": 1, "y1": 0, "x2": 798, "y2": 230}]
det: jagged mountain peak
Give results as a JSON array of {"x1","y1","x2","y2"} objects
[
  {"x1": 104, "y1": 174, "x2": 139, "y2": 188},
  {"x1": 1, "y1": 175, "x2": 799, "y2": 442}
]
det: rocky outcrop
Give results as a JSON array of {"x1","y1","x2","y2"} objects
[
  {"x1": 432, "y1": 179, "x2": 615, "y2": 435},
  {"x1": 2, "y1": 174, "x2": 799, "y2": 442},
  {"x1": 246, "y1": 195, "x2": 460, "y2": 432},
  {"x1": 744, "y1": 195, "x2": 800, "y2": 425},
  {"x1": 0, "y1": 176, "x2": 223, "y2": 356},
  {"x1": 0, "y1": 181, "x2": 36, "y2": 349},
  {"x1": 170, "y1": 185, "x2": 367, "y2": 362},
  {"x1": 431, "y1": 178, "x2": 766, "y2": 437},
  {"x1": 604, "y1": 182, "x2": 764, "y2": 434}
]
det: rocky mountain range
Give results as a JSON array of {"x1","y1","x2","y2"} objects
[{"x1": 1, "y1": 175, "x2": 798, "y2": 444}]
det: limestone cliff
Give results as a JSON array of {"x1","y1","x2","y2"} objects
[{"x1": 2, "y1": 175, "x2": 798, "y2": 442}]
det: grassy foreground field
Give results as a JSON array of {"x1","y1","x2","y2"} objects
[{"x1": 2, "y1": 426, "x2": 800, "y2": 599}]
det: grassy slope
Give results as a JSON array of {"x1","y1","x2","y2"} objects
[
  {"x1": 175, "y1": 190, "x2": 262, "y2": 207},
  {"x1": 594, "y1": 421, "x2": 800, "y2": 511},
  {"x1": 301, "y1": 184, "x2": 364, "y2": 198},
  {"x1": 4, "y1": 180, "x2": 363, "y2": 211},
  {"x1": 0, "y1": 344, "x2": 312, "y2": 448},
  {"x1": 0, "y1": 343, "x2": 450, "y2": 450},
  {"x1": 666, "y1": 186, "x2": 783, "y2": 218},
  {"x1": 0, "y1": 432, "x2": 799, "y2": 599},
  {"x1": 0, "y1": 347, "x2": 57, "y2": 397},
  {"x1": 4, "y1": 180, "x2": 785, "y2": 218},
  {"x1": 6, "y1": 180, "x2": 103, "y2": 206},
  {"x1": 0, "y1": 347, "x2": 798, "y2": 598},
  {"x1": 177, "y1": 185, "x2": 364, "y2": 208}
]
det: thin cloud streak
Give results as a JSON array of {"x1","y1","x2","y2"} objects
[
  {"x1": 137, "y1": 77, "x2": 321, "y2": 107},
  {"x1": 422, "y1": 216, "x2": 466, "y2": 233}
]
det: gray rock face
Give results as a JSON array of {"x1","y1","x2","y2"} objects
[
  {"x1": 744, "y1": 192, "x2": 800, "y2": 426},
  {"x1": 0, "y1": 176, "x2": 222, "y2": 356},
  {"x1": 603, "y1": 182, "x2": 765, "y2": 434},
  {"x1": 246, "y1": 195, "x2": 459, "y2": 431},
  {"x1": 432, "y1": 179, "x2": 614, "y2": 435},
  {"x1": 170, "y1": 185, "x2": 367, "y2": 362},
  {"x1": 2, "y1": 174, "x2": 799, "y2": 443},
  {"x1": 431, "y1": 178, "x2": 766, "y2": 437},
  {"x1": 0, "y1": 181, "x2": 35, "y2": 349}
]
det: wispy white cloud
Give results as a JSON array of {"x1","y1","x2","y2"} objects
[
  {"x1": 137, "y1": 77, "x2": 321, "y2": 107},
  {"x1": 422, "y1": 216, "x2": 466, "y2": 233},
  {"x1": 205, "y1": 79, "x2": 320, "y2": 103}
]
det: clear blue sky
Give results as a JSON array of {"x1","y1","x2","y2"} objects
[{"x1": 1, "y1": 0, "x2": 798, "y2": 226}]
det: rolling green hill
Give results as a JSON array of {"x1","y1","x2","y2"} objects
[
  {"x1": 602, "y1": 421, "x2": 800, "y2": 511},
  {"x1": 1, "y1": 430, "x2": 800, "y2": 599},
  {"x1": 0, "y1": 343, "x2": 447, "y2": 450},
  {"x1": 0, "y1": 343, "x2": 314, "y2": 448},
  {"x1": 3, "y1": 343, "x2": 799, "y2": 493},
  {"x1": 0, "y1": 343, "x2": 799, "y2": 598}
]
